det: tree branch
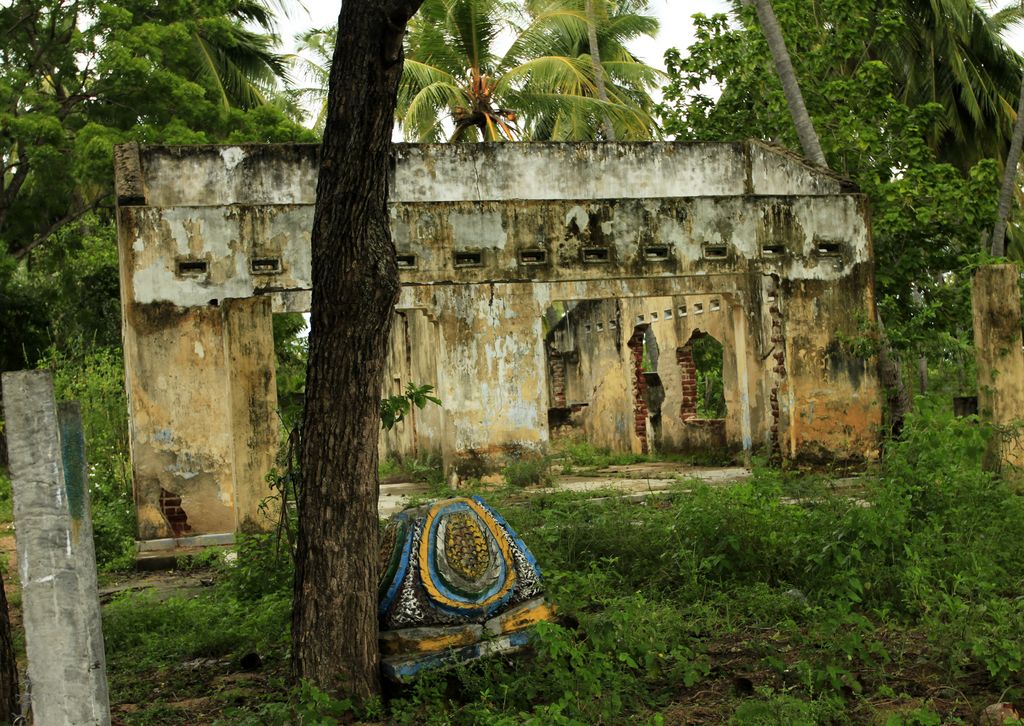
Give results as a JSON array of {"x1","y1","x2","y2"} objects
[{"x1": 11, "y1": 196, "x2": 106, "y2": 261}]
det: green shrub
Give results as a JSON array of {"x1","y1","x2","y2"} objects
[
  {"x1": 501, "y1": 457, "x2": 553, "y2": 487},
  {"x1": 221, "y1": 533, "x2": 293, "y2": 601}
]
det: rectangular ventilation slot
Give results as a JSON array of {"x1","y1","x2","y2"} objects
[
  {"x1": 664, "y1": 309, "x2": 673, "y2": 319},
  {"x1": 679, "y1": 305, "x2": 687, "y2": 317},
  {"x1": 636, "y1": 314, "x2": 645, "y2": 323},
  {"x1": 454, "y1": 251, "x2": 483, "y2": 267},
  {"x1": 582, "y1": 247, "x2": 610, "y2": 263},
  {"x1": 584, "y1": 324, "x2": 592, "y2": 333},
  {"x1": 643, "y1": 245, "x2": 669, "y2": 261},
  {"x1": 710, "y1": 299, "x2": 721, "y2": 311},
  {"x1": 596, "y1": 322, "x2": 604, "y2": 332},
  {"x1": 703, "y1": 245, "x2": 728, "y2": 260},
  {"x1": 609, "y1": 320, "x2": 617, "y2": 329},
  {"x1": 761, "y1": 244, "x2": 786, "y2": 257},
  {"x1": 177, "y1": 260, "x2": 208, "y2": 276},
  {"x1": 650, "y1": 311, "x2": 659, "y2": 321},
  {"x1": 518, "y1": 249, "x2": 547, "y2": 265},
  {"x1": 250, "y1": 257, "x2": 281, "y2": 274},
  {"x1": 396, "y1": 254, "x2": 418, "y2": 269},
  {"x1": 816, "y1": 241, "x2": 843, "y2": 255},
  {"x1": 694, "y1": 303, "x2": 704, "y2": 315}
]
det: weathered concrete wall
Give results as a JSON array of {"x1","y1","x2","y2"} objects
[
  {"x1": 972, "y1": 264, "x2": 1024, "y2": 468},
  {"x1": 115, "y1": 141, "x2": 881, "y2": 541},
  {"x1": 379, "y1": 309, "x2": 445, "y2": 462},
  {"x1": 548, "y1": 293, "x2": 758, "y2": 456}
]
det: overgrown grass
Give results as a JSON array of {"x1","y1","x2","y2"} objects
[
  {"x1": 379, "y1": 454, "x2": 445, "y2": 490},
  {"x1": 101, "y1": 402, "x2": 1024, "y2": 724},
  {"x1": 0, "y1": 472, "x2": 12, "y2": 525}
]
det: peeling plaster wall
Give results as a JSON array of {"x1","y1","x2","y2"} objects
[
  {"x1": 116, "y1": 141, "x2": 880, "y2": 541},
  {"x1": 379, "y1": 309, "x2": 445, "y2": 461}
]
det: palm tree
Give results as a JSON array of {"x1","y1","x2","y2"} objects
[
  {"x1": 523, "y1": 0, "x2": 663, "y2": 140},
  {"x1": 398, "y1": 0, "x2": 660, "y2": 141},
  {"x1": 742, "y1": 0, "x2": 826, "y2": 167},
  {"x1": 883, "y1": 0, "x2": 1024, "y2": 172},
  {"x1": 186, "y1": 0, "x2": 292, "y2": 110},
  {"x1": 743, "y1": 0, "x2": 911, "y2": 434},
  {"x1": 291, "y1": 26, "x2": 335, "y2": 134},
  {"x1": 989, "y1": 0, "x2": 1024, "y2": 257}
]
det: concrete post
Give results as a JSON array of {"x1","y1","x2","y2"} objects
[
  {"x1": 1, "y1": 371, "x2": 111, "y2": 726},
  {"x1": 972, "y1": 264, "x2": 1024, "y2": 469}
]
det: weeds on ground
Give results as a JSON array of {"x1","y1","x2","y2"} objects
[
  {"x1": 379, "y1": 454, "x2": 445, "y2": 490},
  {"x1": 501, "y1": 457, "x2": 554, "y2": 487},
  {"x1": 104, "y1": 402, "x2": 1024, "y2": 724}
]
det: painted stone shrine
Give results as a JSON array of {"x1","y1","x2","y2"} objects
[{"x1": 378, "y1": 496, "x2": 554, "y2": 681}]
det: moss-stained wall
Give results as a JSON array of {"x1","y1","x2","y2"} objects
[
  {"x1": 972, "y1": 264, "x2": 1024, "y2": 468},
  {"x1": 115, "y1": 141, "x2": 881, "y2": 542}
]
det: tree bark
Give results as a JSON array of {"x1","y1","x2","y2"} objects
[
  {"x1": 989, "y1": 70, "x2": 1024, "y2": 257},
  {"x1": 584, "y1": 0, "x2": 616, "y2": 141},
  {"x1": 747, "y1": 0, "x2": 827, "y2": 168},
  {"x1": 291, "y1": 0, "x2": 424, "y2": 700},
  {"x1": 0, "y1": 573, "x2": 17, "y2": 724}
]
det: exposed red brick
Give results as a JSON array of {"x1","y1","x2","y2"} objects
[{"x1": 159, "y1": 487, "x2": 192, "y2": 537}]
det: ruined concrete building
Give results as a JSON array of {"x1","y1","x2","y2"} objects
[{"x1": 115, "y1": 141, "x2": 881, "y2": 548}]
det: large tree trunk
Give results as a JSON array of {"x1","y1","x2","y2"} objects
[
  {"x1": 584, "y1": 0, "x2": 615, "y2": 141},
  {"x1": 0, "y1": 574, "x2": 16, "y2": 724},
  {"x1": 747, "y1": 0, "x2": 827, "y2": 168},
  {"x1": 989, "y1": 70, "x2": 1024, "y2": 257},
  {"x1": 291, "y1": 0, "x2": 424, "y2": 700}
]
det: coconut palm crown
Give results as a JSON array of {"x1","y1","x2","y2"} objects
[{"x1": 398, "y1": 0, "x2": 662, "y2": 141}]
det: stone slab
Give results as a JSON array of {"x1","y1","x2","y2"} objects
[
  {"x1": 381, "y1": 630, "x2": 533, "y2": 683},
  {"x1": 379, "y1": 624, "x2": 483, "y2": 656}
]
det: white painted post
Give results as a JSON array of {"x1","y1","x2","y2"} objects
[{"x1": 1, "y1": 371, "x2": 111, "y2": 726}]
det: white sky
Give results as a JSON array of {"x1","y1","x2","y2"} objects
[
  {"x1": 276, "y1": 1, "x2": 732, "y2": 71},
  {"x1": 276, "y1": 1, "x2": 1024, "y2": 70}
]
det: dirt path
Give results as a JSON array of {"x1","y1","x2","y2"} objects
[{"x1": 0, "y1": 522, "x2": 23, "y2": 671}]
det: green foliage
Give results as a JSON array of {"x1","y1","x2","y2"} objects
[
  {"x1": 692, "y1": 333, "x2": 726, "y2": 419},
  {"x1": 271, "y1": 313, "x2": 308, "y2": 431},
  {"x1": 396, "y1": 0, "x2": 662, "y2": 141},
  {"x1": 0, "y1": 0, "x2": 317, "y2": 373},
  {"x1": 103, "y1": 586, "x2": 290, "y2": 703},
  {"x1": 501, "y1": 457, "x2": 554, "y2": 487},
  {"x1": 731, "y1": 692, "x2": 845, "y2": 725},
  {"x1": 380, "y1": 453, "x2": 446, "y2": 489},
  {"x1": 98, "y1": 402, "x2": 1024, "y2": 722},
  {"x1": 220, "y1": 533, "x2": 292, "y2": 601},
  {"x1": 555, "y1": 438, "x2": 647, "y2": 470},
  {"x1": 659, "y1": 3, "x2": 1007, "y2": 365},
  {"x1": 0, "y1": 472, "x2": 11, "y2": 525},
  {"x1": 380, "y1": 383, "x2": 442, "y2": 430},
  {"x1": 43, "y1": 345, "x2": 136, "y2": 570}
]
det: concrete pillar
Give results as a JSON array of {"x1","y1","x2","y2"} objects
[
  {"x1": 1, "y1": 371, "x2": 111, "y2": 726},
  {"x1": 971, "y1": 264, "x2": 1024, "y2": 468}
]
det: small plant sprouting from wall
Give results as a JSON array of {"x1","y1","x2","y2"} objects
[{"x1": 380, "y1": 383, "x2": 442, "y2": 430}]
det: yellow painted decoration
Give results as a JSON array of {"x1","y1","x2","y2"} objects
[
  {"x1": 500, "y1": 601, "x2": 555, "y2": 634},
  {"x1": 380, "y1": 626, "x2": 481, "y2": 655},
  {"x1": 418, "y1": 498, "x2": 516, "y2": 610}
]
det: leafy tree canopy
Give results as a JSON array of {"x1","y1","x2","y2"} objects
[
  {"x1": 0, "y1": 0, "x2": 316, "y2": 368},
  {"x1": 659, "y1": 1, "x2": 1010, "y2": 370}
]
